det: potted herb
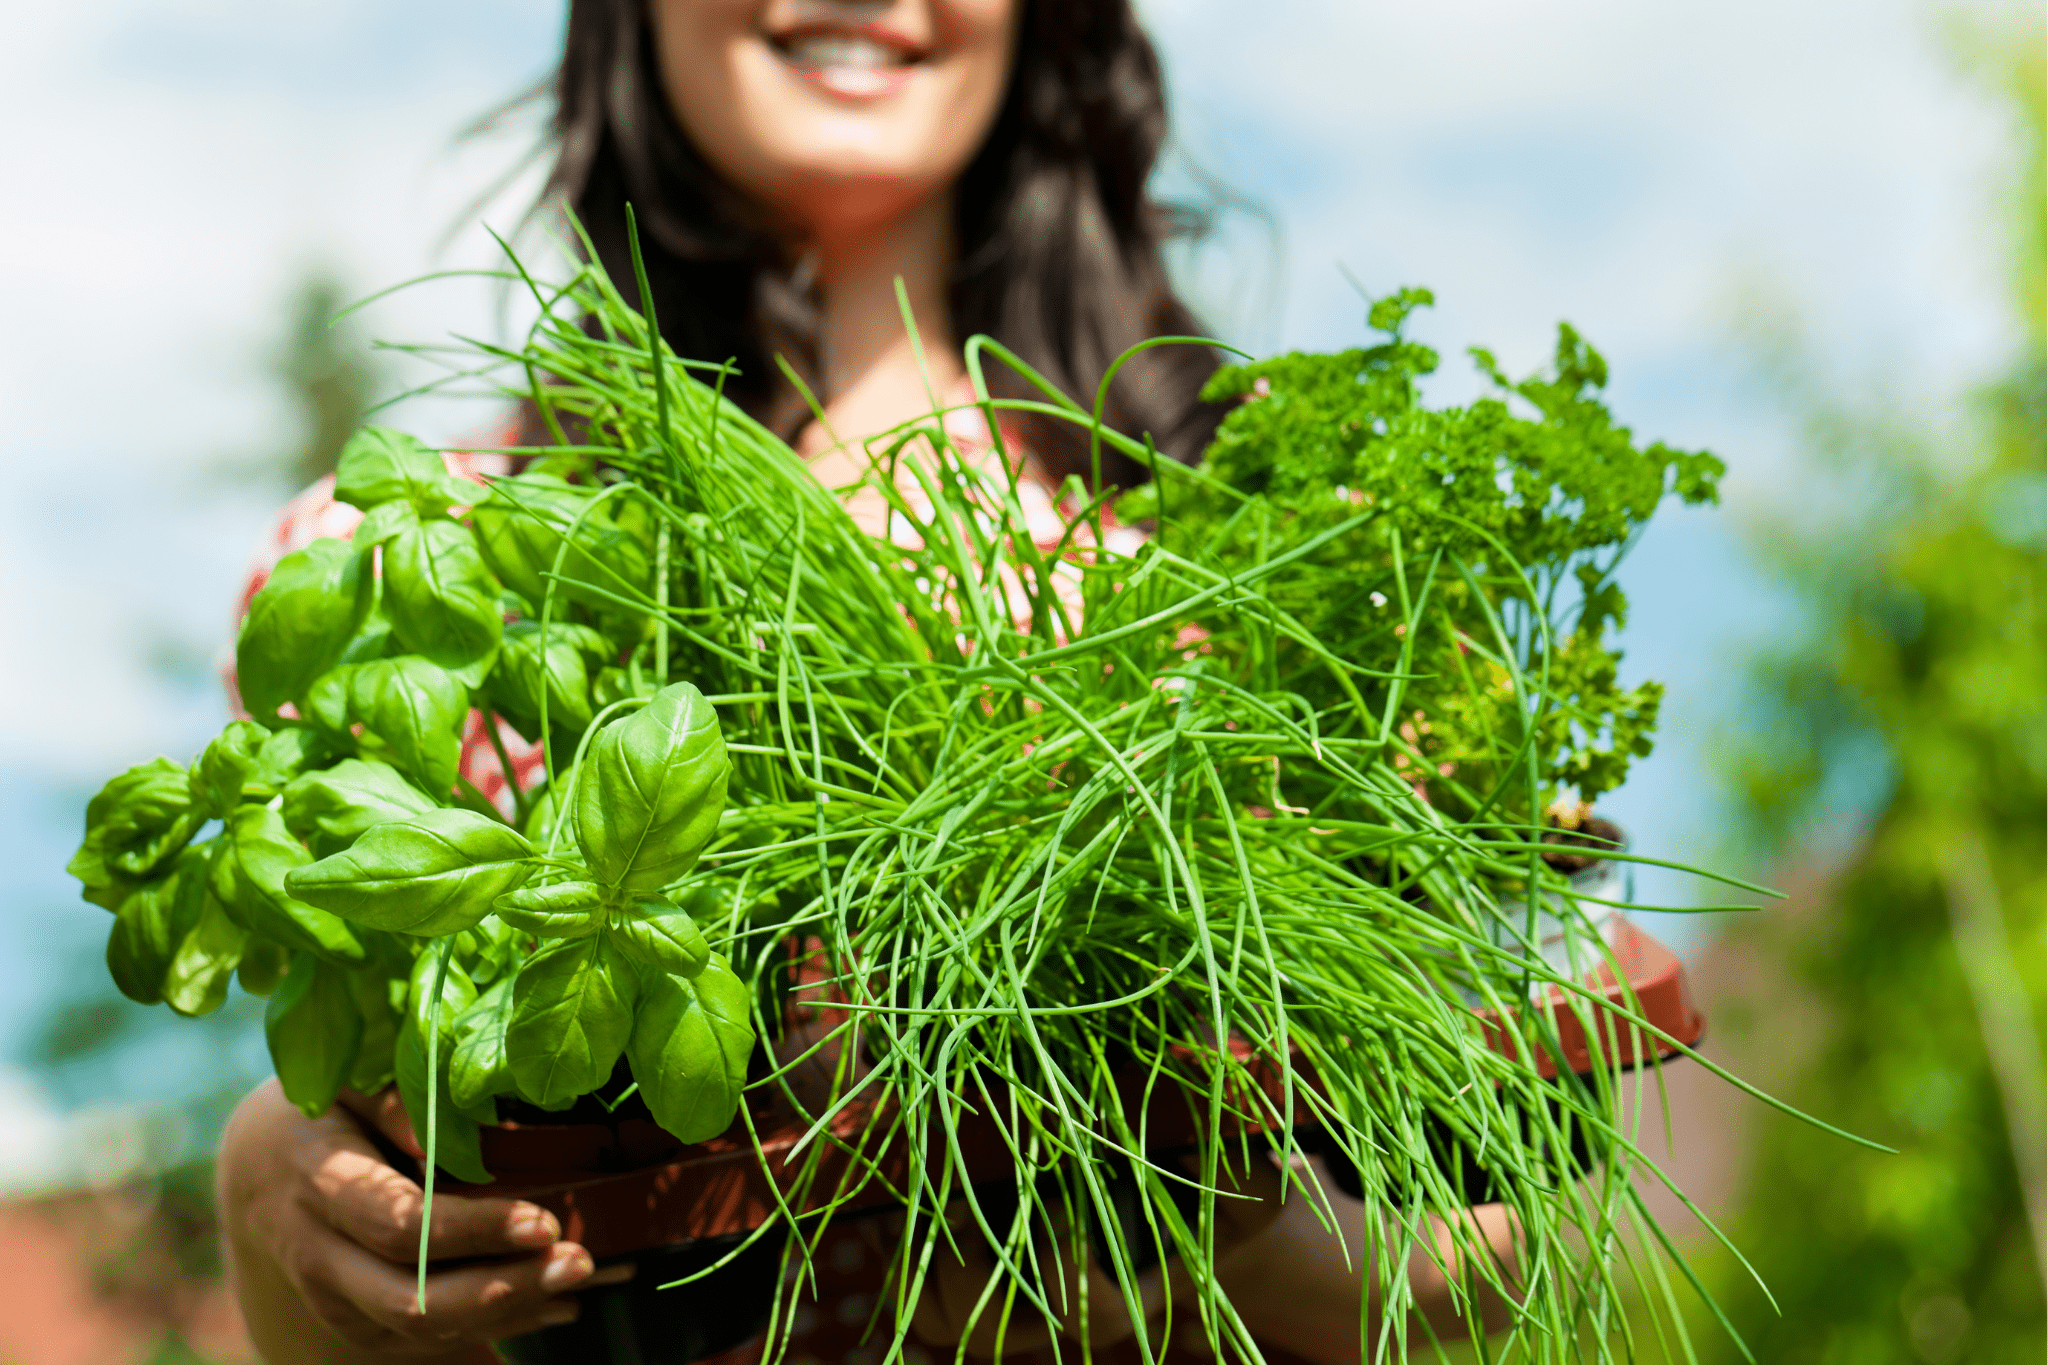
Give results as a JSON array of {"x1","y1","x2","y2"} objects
[{"x1": 71, "y1": 243, "x2": 1788, "y2": 1364}]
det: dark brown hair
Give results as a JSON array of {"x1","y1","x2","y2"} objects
[{"x1": 542, "y1": 0, "x2": 1223, "y2": 488}]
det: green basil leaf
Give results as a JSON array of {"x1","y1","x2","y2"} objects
[
  {"x1": 346, "y1": 656, "x2": 469, "y2": 795},
  {"x1": 236, "y1": 538, "x2": 374, "y2": 723},
  {"x1": 395, "y1": 1010, "x2": 492, "y2": 1185},
  {"x1": 576, "y1": 684, "x2": 729, "y2": 894},
  {"x1": 282, "y1": 758, "x2": 436, "y2": 859},
  {"x1": 335, "y1": 428, "x2": 448, "y2": 513},
  {"x1": 163, "y1": 844, "x2": 247, "y2": 1018},
  {"x1": 266, "y1": 953, "x2": 364, "y2": 1119},
  {"x1": 212, "y1": 806, "x2": 367, "y2": 968},
  {"x1": 507, "y1": 936, "x2": 638, "y2": 1110},
  {"x1": 628, "y1": 953, "x2": 753, "y2": 1145},
  {"x1": 247, "y1": 726, "x2": 344, "y2": 793},
  {"x1": 609, "y1": 895, "x2": 709, "y2": 979},
  {"x1": 304, "y1": 666, "x2": 355, "y2": 733},
  {"x1": 449, "y1": 977, "x2": 517, "y2": 1118},
  {"x1": 76, "y1": 757, "x2": 206, "y2": 885},
  {"x1": 237, "y1": 936, "x2": 291, "y2": 997},
  {"x1": 338, "y1": 598, "x2": 400, "y2": 666},
  {"x1": 484, "y1": 621, "x2": 613, "y2": 742},
  {"x1": 287, "y1": 808, "x2": 534, "y2": 937},
  {"x1": 353, "y1": 499, "x2": 419, "y2": 548},
  {"x1": 106, "y1": 858, "x2": 198, "y2": 1006},
  {"x1": 348, "y1": 971, "x2": 404, "y2": 1094},
  {"x1": 191, "y1": 720, "x2": 273, "y2": 815},
  {"x1": 458, "y1": 913, "x2": 522, "y2": 988},
  {"x1": 71, "y1": 759, "x2": 176, "y2": 907},
  {"x1": 494, "y1": 880, "x2": 603, "y2": 938},
  {"x1": 472, "y1": 474, "x2": 650, "y2": 611},
  {"x1": 384, "y1": 519, "x2": 502, "y2": 688}
]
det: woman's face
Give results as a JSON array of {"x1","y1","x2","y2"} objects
[{"x1": 653, "y1": 0, "x2": 1019, "y2": 240}]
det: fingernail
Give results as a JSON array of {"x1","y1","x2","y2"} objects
[
  {"x1": 541, "y1": 1247, "x2": 594, "y2": 1292},
  {"x1": 509, "y1": 1206, "x2": 560, "y2": 1248},
  {"x1": 589, "y1": 1261, "x2": 636, "y2": 1286}
]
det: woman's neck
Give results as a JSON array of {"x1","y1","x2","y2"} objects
[{"x1": 798, "y1": 191, "x2": 964, "y2": 483}]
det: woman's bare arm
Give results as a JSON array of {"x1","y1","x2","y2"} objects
[{"x1": 218, "y1": 1080, "x2": 630, "y2": 1362}]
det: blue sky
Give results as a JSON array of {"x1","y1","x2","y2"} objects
[{"x1": 0, "y1": 0, "x2": 2026, "y2": 1148}]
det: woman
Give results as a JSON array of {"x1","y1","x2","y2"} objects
[{"x1": 217, "y1": 0, "x2": 1516, "y2": 1359}]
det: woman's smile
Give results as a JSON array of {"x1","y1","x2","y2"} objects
[{"x1": 768, "y1": 21, "x2": 927, "y2": 100}]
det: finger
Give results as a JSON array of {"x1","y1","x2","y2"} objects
[
  {"x1": 337, "y1": 1085, "x2": 425, "y2": 1160},
  {"x1": 315, "y1": 1227, "x2": 609, "y2": 1343},
  {"x1": 302, "y1": 1126, "x2": 562, "y2": 1264}
]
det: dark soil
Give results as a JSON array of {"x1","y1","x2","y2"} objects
[{"x1": 1540, "y1": 814, "x2": 1624, "y2": 875}]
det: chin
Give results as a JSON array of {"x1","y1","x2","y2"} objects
[{"x1": 771, "y1": 156, "x2": 946, "y2": 239}]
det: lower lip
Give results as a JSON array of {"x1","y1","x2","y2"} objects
[{"x1": 782, "y1": 59, "x2": 914, "y2": 101}]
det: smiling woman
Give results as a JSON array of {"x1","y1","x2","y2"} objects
[
  {"x1": 207, "y1": 2, "x2": 1524, "y2": 1363},
  {"x1": 550, "y1": 0, "x2": 1224, "y2": 487}
]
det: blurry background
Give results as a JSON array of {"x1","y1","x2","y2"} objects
[{"x1": 0, "y1": 1, "x2": 2039, "y2": 1360}]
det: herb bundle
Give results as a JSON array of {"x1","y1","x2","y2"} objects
[{"x1": 70, "y1": 239, "x2": 1828, "y2": 1364}]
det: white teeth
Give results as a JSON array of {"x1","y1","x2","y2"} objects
[{"x1": 783, "y1": 35, "x2": 901, "y2": 69}]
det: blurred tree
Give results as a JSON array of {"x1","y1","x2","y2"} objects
[
  {"x1": 1696, "y1": 12, "x2": 2045, "y2": 1364},
  {"x1": 279, "y1": 273, "x2": 377, "y2": 488}
]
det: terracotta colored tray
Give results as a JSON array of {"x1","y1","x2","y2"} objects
[
  {"x1": 456, "y1": 917, "x2": 1705, "y2": 1258},
  {"x1": 1474, "y1": 916, "x2": 1706, "y2": 1079}
]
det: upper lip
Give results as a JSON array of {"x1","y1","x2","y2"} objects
[{"x1": 767, "y1": 21, "x2": 927, "y2": 64}]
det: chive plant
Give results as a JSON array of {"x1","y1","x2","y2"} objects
[{"x1": 69, "y1": 232, "x2": 1853, "y2": 1364}]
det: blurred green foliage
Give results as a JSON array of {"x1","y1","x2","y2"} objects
[
  {"x1": 1696, "y1": 14, "x2": 2045, "y2": 1363},
  {"x1": 281, "y1": 273, "x2": 378, "y2": 489}
]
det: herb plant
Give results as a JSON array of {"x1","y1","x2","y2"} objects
[
  {"x1": 1118, "y1": 287, "x2": 1726, "y2": 817},
  {"x1": 69, "y1": 233, "x2": 1838, "y2": 1364},
  {"x1": 69, "y1": 435, "x2": 754, "y2": 1189}
]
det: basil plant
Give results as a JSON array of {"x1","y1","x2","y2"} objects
[{"x1": 68, "y1": 429, "x2": 753, "y2": 1181}]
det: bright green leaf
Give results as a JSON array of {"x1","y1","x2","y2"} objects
[
  {"x1": 628, "y1": 953, "x2": 752, "y2": 1145},
  {"x1": 237, "y1": 936, "x2": 291, "y2": 997},
  {"x1": 349, "y1": 970, "x2": 404, "y2": 1094},
  {"x1": 576, "y1": 684, "x2": 729, "y2": 894},
  {"x1": 354, "y1": 499, "x2": 420, "y2": 548},
  {"x1": 236, "y1": 539, "x2": 373, "y2": 723},
  {"x1": 485, "y1": 620, "x2": 612, "y2": 742},
  {"x1": 162, "y1": 844, "x2": 247, "y2": 1018},
  {"x1": 395, "y1": 1011, "x2": 492, "y2": 1185},
  {"x1": 472, "y1": 474, "x2": 649, "y2": 612},
  {"x1": 610, "y1": 894, "x2": 709, "y2": 978},
  {"x1": 494, "y1": 880, "x2": 603, "y2": 938},
  {"x1": 266, "y1": 954, "x2": 364, "y2": 1119},
  {"x1": 449, "y1": 977, "x2": 517, "y2": 1118},
  {"x1": 507, "y1": 936, "x2": 638, "y2": 1110},
  {"x1": 212, "y1": 806, "x2": 366, "y2": 968},
  {"x1": 282, "y1": 758, "x2": 436, "y2": 859},
  {"x1": 384, "y1": 519, "x2": 502, "y2": 688},
  {"x1": 191, "y1": 720, "x2": 273, "y2": 816},
  {"x1": 106, "y1": 858, "x2": 198, "y2": 1006},
  {"x1": 346, "y1": 656, "x2": 469, "y2": 795},
  {"x1": 335, "y1": 428, "x2": 451, "y2": 513},
  {"x1": 286, "y1": 808, "x2": 534, "y2": 937}
]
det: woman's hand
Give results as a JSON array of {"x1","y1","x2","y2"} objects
[{"x1": 217, "y1": 1080, "x2": 632, "y2": 1363}]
